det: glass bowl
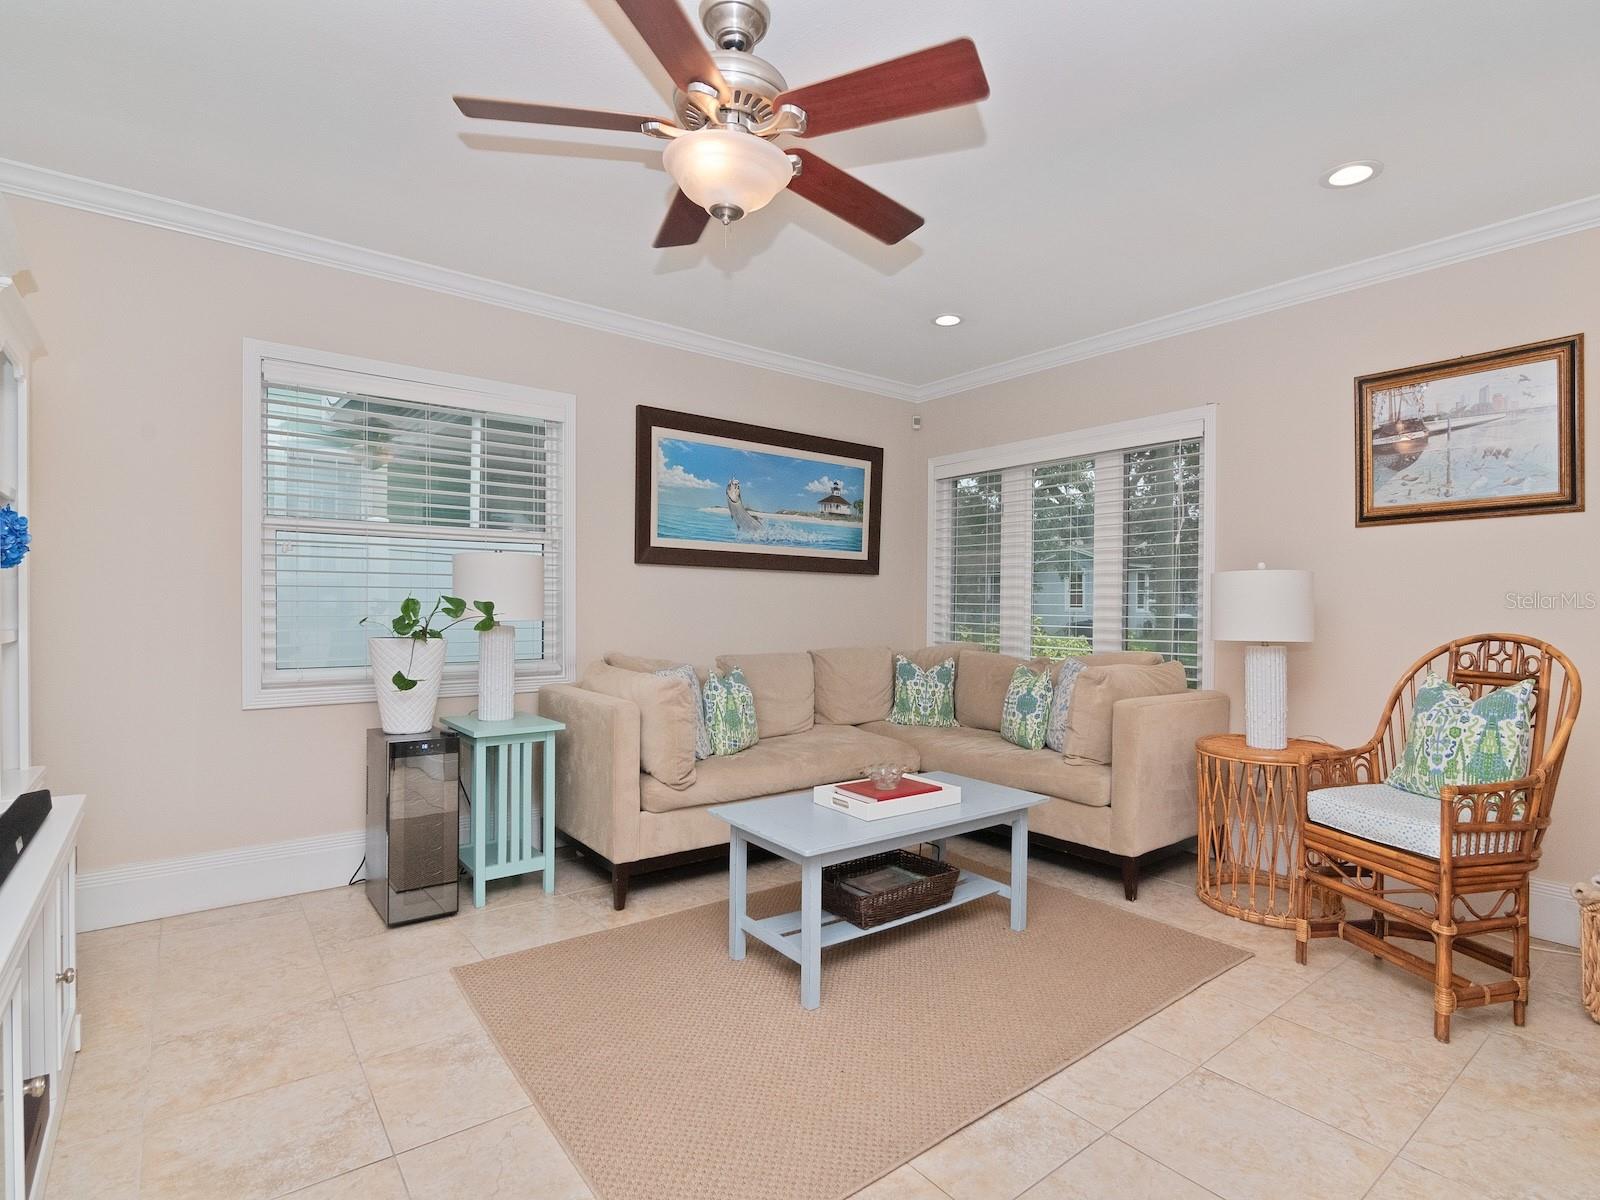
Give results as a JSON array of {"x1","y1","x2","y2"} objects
[{"x1": 863, "y1": 763, "x2": 905, "y2": 791}]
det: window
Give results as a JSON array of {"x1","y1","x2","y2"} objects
[
  {"x1": 242, "y1": 342, "x2": 576, "y2": 708},
  {"x1": 928, "y1": 407, "x2": 1215, "y2": 685}
]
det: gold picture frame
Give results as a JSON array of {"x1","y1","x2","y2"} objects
[{"x1": 1355, "y1": 335, "x2": 1583, "y2": 526}]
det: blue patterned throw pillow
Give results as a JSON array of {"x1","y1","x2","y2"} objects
[
  {"x1": 890, "y1": 655, "x2": 957, "y2": 727},
  {"x1": 1044, "y1": 657, "x2": 1088, "y2": 753},
  {"x1": 703, "y1": 667, "x2": 758, "y2": 756},
  {"x1": 1387, "y1": 671, "x2": 1535, "y2": 798},
  {"x1": 1001, "y1": 664, "x2": 1054, "y2": 750},
  {"x1": 655, "y1": 664, "x2": 711, "y2": 760}
]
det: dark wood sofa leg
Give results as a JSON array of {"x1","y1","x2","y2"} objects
[
  {"x1": 611, "y1": 863, "x2": 631, "y2": 911},
  {"x1": 1121, "y1": 857, "x2": 1140, "y2": 902}
]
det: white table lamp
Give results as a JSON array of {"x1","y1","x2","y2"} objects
[
  {"x1": 1212, "y1": 564, "x2": 1314, "y2": 750},
  {"x1": 452, "y1": 551, "x2": 544, "y2": 721}
]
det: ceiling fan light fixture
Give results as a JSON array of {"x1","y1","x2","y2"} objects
[{"x1": 663, "y1": 128, "x2": 794, "y2": 224}]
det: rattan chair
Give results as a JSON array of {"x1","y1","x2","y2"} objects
[{"x1": 1294, "y1": 635, "x2": 1581, "y2": 1043}]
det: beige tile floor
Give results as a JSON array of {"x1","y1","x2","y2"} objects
[{"x1": 49, "y1": 843, "x2": 1598, "y2": 1200}]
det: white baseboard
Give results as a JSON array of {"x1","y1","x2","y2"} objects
[
  {"x1": 1530, "y1": 877, "x2": 1582, "y2": 948},
  {"x1": 75, "y1": 829, "x2": 1585, "y2": 946},
  {"x1": 76, "y1": 829, "x2": 366, "y2": 931}
]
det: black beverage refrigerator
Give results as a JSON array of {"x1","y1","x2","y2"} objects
[{"x1": 365, "y1": 729, "x2": 460, "y2": 926}]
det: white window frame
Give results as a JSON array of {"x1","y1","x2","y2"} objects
[
  {"x1": 241, "y1": 339, "x2": 578, "y2": 709},
  {"x1": 926, "y1": 404, "x2": 1218, "y2": 687}
]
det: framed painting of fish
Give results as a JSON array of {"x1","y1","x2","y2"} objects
[
  {"x1": 1355, "y1": 335, "x2": 1583, "y2": 526},
  {"x1": 634, "y1": 406, "x2": 884, "y2": 573}
]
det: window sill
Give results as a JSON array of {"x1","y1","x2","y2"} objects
[{"x1": 242, "y1": 670, "x2": 573, "y2": 711}]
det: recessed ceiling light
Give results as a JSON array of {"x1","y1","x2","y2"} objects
[
  {"x1": 932, "y1": 313, "x2": 963, "y2": 327},
  {"x1": 1321, "y1": 160, "x2": 1382, "y2": 189}
]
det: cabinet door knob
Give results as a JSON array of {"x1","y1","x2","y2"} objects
[{"x1": 56, "y1": 966, "x2": 76, "y2": 985}]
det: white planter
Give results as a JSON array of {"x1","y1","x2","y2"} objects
[{"x1": 368, "y1": 637, "x2": 447, "y2": 734}]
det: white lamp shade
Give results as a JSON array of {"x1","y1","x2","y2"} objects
[
  {"x1": 663, "y1": 128, "x2": 793, "y2": 217},
  {"x1": 1212, "y1": 566, "x2": 1314, "y2": 643},
  {"x1": 451, "y1": 552, "x2": 544, "y2": 622}
]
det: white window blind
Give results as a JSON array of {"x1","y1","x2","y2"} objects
[
  {"x1": 243, "y1": 345, "x2": 575, "y2": 708},
  {"x1": 929, "y1": 410, "x2": 1213, "y2": 686}
]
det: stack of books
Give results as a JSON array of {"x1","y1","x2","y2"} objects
[{"x1": 813, "y1": 773, "x2": 962, "y2": 820}]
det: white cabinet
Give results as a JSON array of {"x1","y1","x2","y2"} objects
[{"x1": 0, "y1": 796, "x2": 82, "y2": 1200}]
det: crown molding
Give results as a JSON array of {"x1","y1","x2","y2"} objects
[
  {"x1": 0, "y1": 159, "x2": 920, "y2": 402},
  {"x1": 3, "y1": 159, "x2": 1598, "y2": 406},
  {"x1": 913, "y1": 191, "x2": 1600, "y2": 401}
]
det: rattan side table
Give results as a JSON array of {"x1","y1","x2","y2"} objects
[{"x1": 1196, "y1": 733, "x2": 1341, "y2": 929}]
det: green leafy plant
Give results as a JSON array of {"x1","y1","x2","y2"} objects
[{"x1": 361, "y1": 594, "x2": 501, "y2": 691}]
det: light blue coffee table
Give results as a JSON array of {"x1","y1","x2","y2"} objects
[{"x1": 709, "y1": 772, "x2": 1047, "y2": 1010}]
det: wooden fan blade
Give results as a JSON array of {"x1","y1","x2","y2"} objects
[
  {"x1": 613, "y1": 0, "x2": 728, "y2": 98},
  {"x1": 453, "y1": 97, "x2": 661, "y2": 133},
  {"x1": 786, "y1": 150, "x2": 923, "y2": 244},
  {"x1": 777, "y1": 39, "x2": 989, "y2": 138},
  {"x1": 653, "y1": 189, "x2": 710, "y2": 248}
]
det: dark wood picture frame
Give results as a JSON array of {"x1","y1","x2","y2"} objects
[
  {"x1": 635, "y1": 405, "x2": 884, "y2": 574},
  {"x1": 1355, "y1": 334, "x2": 1584, "y2": 527}
]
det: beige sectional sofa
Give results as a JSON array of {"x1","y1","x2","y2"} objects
[{"x1": 540, "y1": 644, "x2": 1229, "y2": 908}]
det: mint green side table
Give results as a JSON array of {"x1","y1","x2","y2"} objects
[{"x1": 440, "y1": 712, "x2": 565, "y2": 908}]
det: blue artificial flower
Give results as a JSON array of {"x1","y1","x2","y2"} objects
[{"x1": 0, "y1": 506, "x2": 30, "y2": 569}]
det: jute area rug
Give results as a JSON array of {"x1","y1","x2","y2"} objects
[{"x1": 454, "y1": 858, "x2": 1247, "y2": 1200}]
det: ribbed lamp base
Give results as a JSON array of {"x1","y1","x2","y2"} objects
[
  {"x1": 476, "y1": 624, "x2": 517, "y2": 721},
  {"x1": 1244, "y1": 643, "x2": 1288, "y2": 750}
]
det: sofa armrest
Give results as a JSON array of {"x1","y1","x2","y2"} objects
[
  {"x1": 1108, "y1": 689, "x2": 1230, "y2": 857},
  {"x1": 539, "y1": 684, "x2": 643, "y2": 865}
]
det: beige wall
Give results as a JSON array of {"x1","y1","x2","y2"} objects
[
  {"x1": 11, "y1": 199, "x2": 922, "y2": 871},
  {"x1": 915, "y1": 229, "x2": 1600, "y2": 886}
]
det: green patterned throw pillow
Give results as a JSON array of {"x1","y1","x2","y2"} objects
[
  {"x1": 890, "y1": 655, "x2": 957, "y2": 727},
  {"x1": 1387, "y1": 671, "x2": 1535, "y2": 798},
  {"x1": 1001, "y1": 664, "x2": 1054, "y2": 750},
  {"x1": 703, "y1": 667, "x2": 758, "y2": 756}
]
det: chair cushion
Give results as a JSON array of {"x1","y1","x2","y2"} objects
[
  {"x1": 714, "y1": 652, "x2": 815, "y2": 738},
  {"x1": 1001, "y1": 664, "x2": 1054, "y2": 750},
  {"x1": 862, "y1": 723, "x2": 1110, "y2": 808},
  {"x1": 1386, "y1": 671, "x2": 1535, "y2": 798},
  {"x1": 890, "y1": 654, "x2": 958, "y2": 728},
  {"x1": 639, "y1": 725, "x2": 920, "y2": 814},
  {"x1": 1307, "y1": 783, "x2": 1522, "y2": 858},
  {"x1": 703, "y1": 668, "x2": 759, "y2": 756},
  {"x1": 1062, "y1": 660, "x2": 1189, "y2": 764},
  {"x1": 811, "y1": 645, "x2": 893, "y2": 726}
]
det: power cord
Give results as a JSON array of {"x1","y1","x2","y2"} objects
[{"x1": 348, "y1": 856, "x2": 366, "y2": 886}]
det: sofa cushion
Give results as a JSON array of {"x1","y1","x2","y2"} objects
[
  {"x1": 654, "y1": 664, "x2": 710, "y2": 760},
  {"x1": 1077, "y1": 651, "x2": 1164, "y2": 667},
  {"x1": 714, "y1": 652, "x2": 815, "y2": 738},
  {"x1": 863, "y1": 722, "x2": 1110, "y2": 807},
  {"x1": 954, "y1": 650, "x2": 1034, "y2": 731},
  {"x1": 895, "y1": 643, "x2": 967, "y2": 671},
  {"x1": 579, "y1": 662, "x2": 697, "y2": 790},
  {"x1": 703, "y1": 667, "x2": 759, "y2": 756},
  {"x1": 1001, "y1": 664, "x2": 1054, "y2": 749},
  {"x1": 811, "y1": 645, "x2": 893, "y2": 726},
  {"x1": 606, "y1": 651, "x2": 692, "y2": 676},
  {"x1": 639, "y1": 725, "x2": 921, "y2": 814},
  {"x1": 1061, "y1": 660, "x2": 1187, "y2": 765}
]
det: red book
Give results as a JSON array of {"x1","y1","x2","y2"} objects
[{"x1": 836, "y1": 777, "x2": 943, "y2": 802}]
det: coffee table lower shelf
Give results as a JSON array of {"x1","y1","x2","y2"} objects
[{"x1": 743, "y1": 871, "x2": 1009, "y2": 958}]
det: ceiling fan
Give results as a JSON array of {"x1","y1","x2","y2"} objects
[{"x1": 453, "y1": 0, "x2": 990, "y2": 248}]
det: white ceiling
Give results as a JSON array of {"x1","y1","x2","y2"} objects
[{"x1": 5, "y1": 0, "x2": 1600, "y2": 394}]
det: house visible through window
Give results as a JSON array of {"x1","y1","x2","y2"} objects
[
  {"x1": 929, "y1": 409, "x2": 1213, "y2": 685},
  {"x1": 243, "y1": 343, "x2": 575, "y2": 708}
]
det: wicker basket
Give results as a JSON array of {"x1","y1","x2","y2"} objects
[
  {"x1": 1581, "y1": 896, "x2": 1600, "y2": 1024},
  {"x1": 822, "y1": 849, "x2": 959, "y2": 929}
]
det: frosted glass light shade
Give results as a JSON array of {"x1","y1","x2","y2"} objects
[
  {"x1": 663, "y1": 129, "x2": 793, "y2": 217},
  {"x1": 1212, "y1": 566, "x2": 1314, "y2": 643},
  {"x1": 452, "y1": 552, "x2": 544, "y2": 621}
]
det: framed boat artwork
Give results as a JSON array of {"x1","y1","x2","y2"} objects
[
  {"x1": 635, "y1": 405, "x2": 883, "y2": 573},
  {"x1": 1355, "y1": 335, "x2": 1584, "y2": 526}
]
